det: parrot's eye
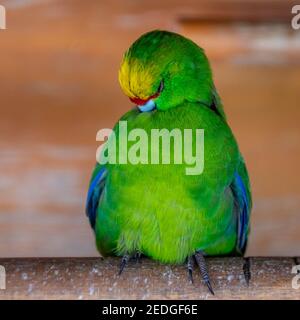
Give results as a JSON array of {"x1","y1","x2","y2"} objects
[{"x1": 157, "y1": 80, "x2": 164, "y2": 93}]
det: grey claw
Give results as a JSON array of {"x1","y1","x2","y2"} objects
[
  {"x1": 187, "y1": 256, "x2": 194, "y2": 284},
  {"x1": 194, "y1": 251, "x2": 214, "y2": 295},
  {"x1": 118, "y1": 254, "x2": 130, "y2": 276},
  {"x1": 243, "y1": 257, "x2": 251, "y2": 286}
]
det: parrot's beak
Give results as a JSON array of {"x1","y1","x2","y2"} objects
[{"x1": 136, "y1": 99, "x2": 156, "y2": 112}]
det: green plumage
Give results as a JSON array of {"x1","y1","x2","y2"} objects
[{"x1": 87, "y1": 30, "x2": 252, "y2": 264}]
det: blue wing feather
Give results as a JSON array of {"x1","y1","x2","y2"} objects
[
  {"x1": 231, "y1": 171, "x2": 250, "y2": 254},
  {"x1": 86, "y1": 167, "x2": 106, "y2": 230}
]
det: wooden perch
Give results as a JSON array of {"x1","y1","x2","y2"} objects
[{"x1": 0, "y1": 257, "x2": 299, "y2": 300}]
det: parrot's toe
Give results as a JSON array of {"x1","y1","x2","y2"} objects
[
  {"x1": 187, "y1": 256, "x2": 195, "y2": 284},
  {"x1": 243, "y1": 257, "x2": 251, "y2": 286},
  {"x1": 194, "y1": 250, "x2": 215, "y2": 295},
  {"x1": 118, "y1": 251, "x2": 143, "y2": 276},
  {"x1": 133, "y1": 251, "x2": 142, "y2": 264},
  {"x1": 118, "y1": 253, "x2": 130, "y2": 276}
]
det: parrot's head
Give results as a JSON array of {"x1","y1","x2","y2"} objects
[{"x1": 119, "y1": 30, "x2": 213, "y2": 112}]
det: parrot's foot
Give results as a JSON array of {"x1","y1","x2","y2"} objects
[
  {"x1": 133, "y1": 251, "x2": 142, "y2": 264},
  {"x1": 194, "y1": 251, "x2": 215, "y2": 295},
  {"x1": 187, "y1": 256, "x2": 195, "y2": 284},
  {"x1": 243, "y1": 257, "x2": 251, "y2": 286},
  {"x1": 118, "y1": 253, "x2": 130, "y2": 276},
  {"x1": 118, "y1": 251, "x2": 142, "y2": 276}
]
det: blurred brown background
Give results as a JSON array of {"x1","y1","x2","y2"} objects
[{"x1": 0, "y1": 0, "x2": 299, "y2": 257}]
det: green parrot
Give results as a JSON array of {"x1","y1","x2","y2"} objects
[{"x1": 86, "y1": 30, "x2": 252, "y2": 294}]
